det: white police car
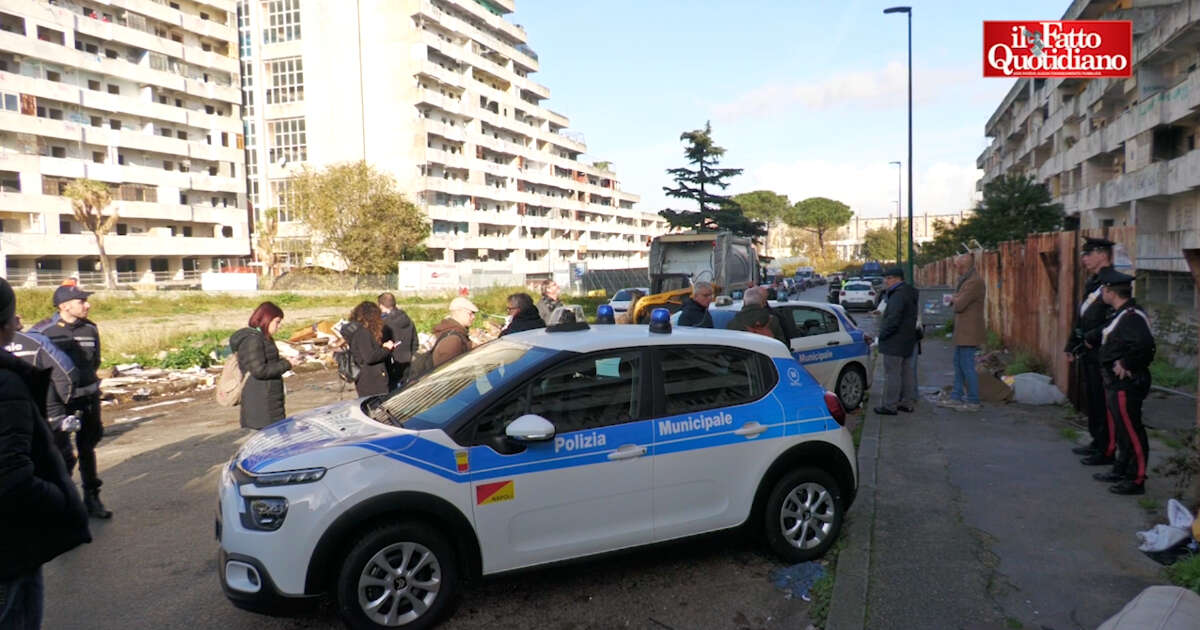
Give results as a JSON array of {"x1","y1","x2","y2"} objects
[
  {"x1": 677, "y1": 300, "x2": 876, "y2": 411},
  {"x1": 217, "y1": 312, "x2": 857, "y2": 630}
]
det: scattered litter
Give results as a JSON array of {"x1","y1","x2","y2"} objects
[
  {"x1": 1010, "y1": 372, "x2": 1066, "y2": 405},
  {"x1": 132, "y1": 387, "x2": 151, "y2": 401},
  {"x1": 768, "y1": 561, "x2": 825, "y2": 601},
  {"x1": 1138, "y1": 499, "x2": 1196, "y2": 557}
]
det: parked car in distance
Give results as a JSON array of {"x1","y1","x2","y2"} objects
[
  {"x1": 608, "y1": 287, "x2": 650, "y2": 313},
  {"x1": 839, "y1": 281, "x2": 877, "y2": 311}
]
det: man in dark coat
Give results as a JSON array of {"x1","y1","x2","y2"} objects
[
  {"x1": 5, "y1": 329, "x2": 80, "y2": 474},
  {"x1": 677, "y1": 282, "x2": 715, "y2": 328},
  {"x1": 1067, "y1": 237, "x2": 1118, "y2": 465},
  {"x1": 30, "y1": 282, "x2": 111, "y2": 519},
  {"x1": 726, "y1": 287, "x2": 788, "y2": 347},
  {"x1": 500, "y1": 293, "x2": 545, "y2": 336},
  {"x1": 230, "y1": 328, "x2": 293, "y2": 429},
  {"x1": 1090, "y1": 268, "x2": 1156, "y2": 495},
  {"x1": 875, "y1": 267, "x2": 918, "y2": 415},
  {"x1": 378, "y1": 293, "x2": 417, "y2": 390},
  {"x1": 0, "y1": 277, "x2": 92, "y2": 629}
]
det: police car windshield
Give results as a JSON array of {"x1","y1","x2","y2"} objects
[
  {"x1": 375, "y1": 340, "x2": 555, "y2": 430},
  {"x1": 844, "y1": 283, "x2": 871, "y2": 291}
]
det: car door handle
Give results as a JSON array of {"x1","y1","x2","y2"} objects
[
  {"x1": 607, "y1": 445, "x2": 647, "y2": 460},
  {"x1": 734, "y1": 422, "x2": 768, "y2": 438},
  {"x1": 826, "y1": 340, "x2": 841, "y2": 346}
]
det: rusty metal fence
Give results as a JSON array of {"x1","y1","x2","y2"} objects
[{"x1": 916, "y1": 226, "x2": 1136, "y2": 407}]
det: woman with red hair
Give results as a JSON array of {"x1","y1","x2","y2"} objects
[{"x1": 229, "y1": 301, "x2": 299, "y2": 429}]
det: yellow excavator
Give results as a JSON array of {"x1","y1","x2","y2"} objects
[{"x1": 630, "y1": 231, "x2": 761, "y2": 323}]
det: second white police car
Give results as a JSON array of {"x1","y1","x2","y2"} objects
[{"x1": 217, "y1": 311, "x2": 858, "y2": 630}]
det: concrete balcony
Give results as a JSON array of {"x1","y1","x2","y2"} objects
[
  {"x1": 471, "y1": 130, "x2": 528, "y2": 157},
  {"x1": 1133, "y1": 0, "x2": 1200, "y2": 65},
  {"x1": 416, "y1": 58, "x2": 467, "y2": 90},
  {"x1": 421, "y1": 119, "x2": 467, "y2": 143},
  {"x1": 1165, "y1": 148, "x2": 1200, "y2": 194},
  {"x1": 423, "y1": 148, "x2": 471, "y2": 170},
  {"x1": 0, "y1": 192, "x2": 242, "y2": 223},
  {"x1": 179, "y1": 12, "x2": 237, "y2": 43},
  {"x1": 420, "y1": 176, "x2": 473, "y2": 197},
  {"x1": 0, "y1": 231, "x2": 247, "y2": 257},
  {"x1": 416, "y1": 0, "x2": 538, "y2": 72},
  {"x1": 416, "y1": 87, "x2": 466, "y2": 116}
]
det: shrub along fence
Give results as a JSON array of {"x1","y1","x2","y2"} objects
[{"x1": 916, "y1": 226, "x2": 1137, "y2": 411}]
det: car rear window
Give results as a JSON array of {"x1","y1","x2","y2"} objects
[
  {"x1": 612, "y1": 290, "x2": 632, "y2": 301},
  {"x1": 844, "y1": 283, "x2": 870, "y2": 291}
]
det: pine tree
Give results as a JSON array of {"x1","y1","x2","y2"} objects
[{"x1": 659, "y1": 122, "x2": 765, "y2": 238}]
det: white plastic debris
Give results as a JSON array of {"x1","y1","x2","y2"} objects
[
  {"x1": 1136, "y1": 499, "x2": 1196, "y2": 552},
  {"x1": 1010, "y1": 372, "x2": 1066, "y2": 405}
]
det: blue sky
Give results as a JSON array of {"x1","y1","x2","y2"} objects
[{"x1": 515, "y1": 0, "x2": 1061, "y2": 219}]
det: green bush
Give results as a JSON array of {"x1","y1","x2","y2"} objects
[
  {"x1": 1005, "y1": 350, "x2": 1046, "y2": 376},
  {"x1": 1166, "y1": 553, "x2": 1200, "y2": 594},
  {"x1": 985, "y1": 330, "x2": 1003, "y2": 352},
  {"x1": 1150, "y1": 357, "x2": 1198, "y2": 390}
]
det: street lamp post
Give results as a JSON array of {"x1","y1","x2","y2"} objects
[
  {"x1": 889, "y1": 160, "x2": 901, "y2": 265},
  {"x1": 884, "y1": 6, "x2": 914, "y2": 283}
]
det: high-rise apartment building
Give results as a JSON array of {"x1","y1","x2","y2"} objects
[
  {"x1": 238, "y1": 0, "x2": 665, "y2": 277},
  {"x1": 0, "y1": 0, "x2": 249, "y2": 287},
  {"x1": 978, "y1": 0, "x2": 1199, "y2": 310}
]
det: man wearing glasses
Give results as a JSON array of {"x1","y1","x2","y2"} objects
[{"x1": 500, "y1": 293, "x2": 545, "y2": 336}]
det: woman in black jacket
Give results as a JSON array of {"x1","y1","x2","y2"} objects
[
  {"x1": 230, "y1": 302, "x2": 298, "y2": 430},
  {"x1": 343, "y1": 301, "x2": 394, "y2": 397}
]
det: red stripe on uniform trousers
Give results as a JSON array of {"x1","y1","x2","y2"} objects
[
  {"x1": 1104, "y1": 409, "x2": 1117, "y2": 457},
  {"x1": 1117, "y1": 391, "x2": 1146, "y2": 484}
]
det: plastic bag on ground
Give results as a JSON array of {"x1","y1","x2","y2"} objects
[
  {"x1": 1137, "y1": 524, "x2": 1191, "y2": 553},
  {"x1": 768, "y1": 561, "x2": 825, "y2": 601},
  {"x1": 1167, "y1": 498, "x2": 1195, "y2": 530},
  {"x1": 1010, "y1": 372, "x2": 1066, "y2": 405}
]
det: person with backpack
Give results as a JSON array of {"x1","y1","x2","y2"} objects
[
  {"x1": 0, "y1": 277, "x2": 92, "y2": 629},
  {"x1": 4, "y1": 328, "x2": 81, "y2": 475},
  {"x1": 726, "y1": 287, "x2": 788, "y2": 347},
  {"x1": 229, "y1": 302, "x2": 300, "y2": 430},
  {"x1": 378, "y1": 293, "x2": 417, "y2": 390},
  {"x1": 341, "y1": 302, "x2": 395, "y2": 397}
]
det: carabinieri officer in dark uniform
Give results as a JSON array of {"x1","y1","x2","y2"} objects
[
  {"x1": 1090, "y1": 268, "x2": 1155, "y2": 496},
  {"x1": 1067, "y1": 237, "x2": 1117, "y2": 466},
  {"x1": 31, "y1": 281, "x2": 112, "y2": 518}
]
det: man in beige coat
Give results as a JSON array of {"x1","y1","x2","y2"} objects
[{"x1": 939, "y1": 254, "x2": 986, "y2": 411}]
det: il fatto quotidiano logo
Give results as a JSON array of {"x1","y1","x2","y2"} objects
[{"x1": 983, "y1": 21, "x2": 1132, "y2": 78}]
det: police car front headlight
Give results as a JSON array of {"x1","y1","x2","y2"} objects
[
  {"x1": 248, "y1": 467, "x2": 326, "y2": 487},
  {"x1": 243, "y1": 497, "x2": 289, "y2": 531}
]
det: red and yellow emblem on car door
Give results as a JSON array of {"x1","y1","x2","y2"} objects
[
  {"x1": 455, "y1": 451, "x2": 469, "y2": 473},
  {"x1": 475, "y1": 480, "x2": 514, "y2": 505}
]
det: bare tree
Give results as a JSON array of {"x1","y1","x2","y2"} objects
[
  {"x1": 64, "y1": 179, "x2": 118, "y2": 289},
  {"x1": 254, "y1": 208, "x2": 279, "y2": 278}
]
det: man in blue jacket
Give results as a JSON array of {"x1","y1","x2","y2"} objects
[
  {"x1": 0, "y1": 277, "x2": 92, "y2": 628},
  {"x1": 874, "y1": 267, "x2": 919, "y2": 415}
]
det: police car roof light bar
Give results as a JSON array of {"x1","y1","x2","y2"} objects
[{"x1": 649, "y1": 308, "x2": 672, "y2": 334}]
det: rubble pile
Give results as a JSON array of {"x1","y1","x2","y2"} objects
[{"x1": 97, "y1": 319, "x2": 504, "y2": 406}]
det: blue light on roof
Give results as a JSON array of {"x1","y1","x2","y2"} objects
[
  {"x1": 595, "y1": 304, "x2": 615, "y2": 324},
  {"x1": 649, "y1": 308, "x2": 671, "y2": 334}
]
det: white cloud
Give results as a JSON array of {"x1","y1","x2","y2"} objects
[
  {"x1": 738, "y1": 159, "x2": 981, "y2": 219},
  {"x1": 711, "y1": 62, "x2": 975, "y2": 121}
]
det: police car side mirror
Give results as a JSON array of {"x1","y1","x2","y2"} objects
[{"x1": 506, "y1": 414, "x2": 556, "y2": 442}]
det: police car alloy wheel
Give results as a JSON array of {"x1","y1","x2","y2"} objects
[
  {"x1": 336, "y1": 523, "x2": 459, "y2": 630},
  {"x1": 835, "y1": 366, "x2": 866, "y2": 411},
  {"x1": 764, "y1": 469, "x2": 844, "y2": 563}
]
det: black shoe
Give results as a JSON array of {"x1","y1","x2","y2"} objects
[
  {"x1": 1109, "y1": 481, "x2": 1145, "y2": 495},
  {"x1": 1080, "y1": 454, "x2": 1115, "y2": 466},
  {"x1": 897, "y1": 405, "x2": 915, "y2": 413},
  {"x1": 84, "y1": 491, "x2": 113, "y2": 519},
  {"x1": 1071, "y1": 444, "x2": 1099, "y2": 455},
  {"x1": 1092, "y1": 471, "x2": 1125, "y2": 483},
  {"x1": 873, "y1": 406, "x2": 898, "y2": 416}
]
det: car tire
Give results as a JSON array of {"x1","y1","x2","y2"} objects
[
  {"x1": 336, "y1": 522, "x2": 460, "y2": 630},
  {"x1": 835, "y1": 365, "x2": 867, "y2": 411},
  {"x1": 763, "y1": 468, "x2": 844, "y2": 563}
]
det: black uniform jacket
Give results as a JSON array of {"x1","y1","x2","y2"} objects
[
  {"x1": 677, "y1": 298, "x2": 714, "y2": 328},
  {"x1": 382, "y1": 309, "x2": 418, "y2": 365},
  {"x1": 1098, "y1": 299, "x2": 1156, "y2": 392},
  {"x1": 1065, "y1": 267, "x2": 1113, "y2": 355},
  {"x1": 0, "y1": 349, "x2": 91, "y2": 579},
  {"x1": 33, "y1": 314, "x2": 101, "y2": 394},
  {"x1": 500, "y1": 306, "x2": 545, "y2": 336},
  {"x1": 343, "y1": 321, "x2": 390, "y2": 397}
]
